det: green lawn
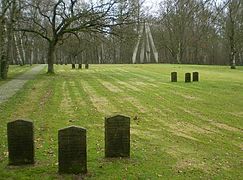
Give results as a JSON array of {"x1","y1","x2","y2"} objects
[
  {"x1": 0, "y1": 65, "x2": 35, "y2": 86},
  {"x1": 0, "y1": 64, "x2": 242, "y2": 179}
]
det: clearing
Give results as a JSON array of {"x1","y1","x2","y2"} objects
[{"x1": 0, "y1": 64, "x2": 242, "y2": 179}]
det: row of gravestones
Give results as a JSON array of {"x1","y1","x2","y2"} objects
[
  {"x1": 7, "y1": 115, "x2": 130, "y2": 175},
  {"x1": 72, "y1": 64, "x2": 89, "y2": 69},
  {"x1": 171, "y1": 72, "x2": 199, "y2": 83}
]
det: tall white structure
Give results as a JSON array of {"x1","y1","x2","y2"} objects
[{"x1": 132, "y1": 23, "x2": 159, "y2": 64}]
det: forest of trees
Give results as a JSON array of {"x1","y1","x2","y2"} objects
[{"x1": 0, "y1": 0, "x2": 243, "y2": 77}]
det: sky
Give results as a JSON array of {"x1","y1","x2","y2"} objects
[
  {"x1": 144, "y1": 0, "x2": 160, "y2": 12},
  {"x1": 143, "y1": 0, "x2": 224, "y2": 14},
  {"x1": 142, "y1": 0, "x2": 161, "y2": 16}
]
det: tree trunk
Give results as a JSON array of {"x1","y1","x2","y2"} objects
[
  {"x1": 176, "y1": 42, "x2": 182, "y2": 64},
  {"x1": 13, "y1": 32, "x2": 23, "y2": 66},
  {"x1": 230, "y1": 51, "x2": 236, "y2": 69},
  {"x1": 2, "y1": 26, "x2": 11, "y2": 79},
  {"x1": 99, "y1": 43, "x2": 104, "y2": 64},
  {"x1": 229, "y1": 23, "x2": 236, "y2": 69},
  {"x1": 47, "y1": 41, "x2": 56, "y2": 73},
  {"x1": 0, "y1": 16, "x2": 5, "y2": 79},
  {"x1": 30, "y1": 40, "x2": 34, "y2": 66},
  {"x1": 0, "y1": 0, "x2": 12, "y2": 79},
  {"x1": 19, "y1": 32, "x2": 26, "y2": 65},
  {"x1": 228, "y1": 0, "x2": 240, "y2": 69},
  {"x1": 140, "y1": 38, "x2": 145, "y2": 63}
]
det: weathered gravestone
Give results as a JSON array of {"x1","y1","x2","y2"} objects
[
  {"x1": 58, "y1": 126, "x2": 87, "y2": 174},
  {"x1": 193, "y1": 72, "x2": 199, "y2": 82},
  {"x1": 171, "y1": 72, "x2": 177, "y2": 82},
  {"x1": 7, "y1": 120, "x2": 34, "y2": 165},
  {"x1": 72, "y1": 64, "x2": 76, "y2": 69},
  {"x1": 105, "y1": 115, "x2": 130, "y2": 158},
  {"x1": 185, "y1": 73, "x2": 191, "y2": 83}
]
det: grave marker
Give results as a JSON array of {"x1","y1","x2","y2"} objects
[
  {"x1": 193, "y1": 72, "x2": 199, "y2": 82},
  {"x1": 7, "y1": 120, "x2": 34, "y2": 165},
  {"x1": 58, "y1": 126, "x2": 87, "y2": 174},
  {"x1": 185, "y1": 73, "x2": 191, "y2": 83},
  {"x1": 171, "y1": 72, "x2": 177, "y2": 82},
  {"x1": 105, "y1": 115, "x2": 130, "y2": 158},
  {"x1": 72, "y1": 64, "x2": 76, "y2": 69}
]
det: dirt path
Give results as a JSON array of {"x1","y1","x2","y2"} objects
[{"x1": 0, "y1": 65, "x2": 46, "y2": 104}]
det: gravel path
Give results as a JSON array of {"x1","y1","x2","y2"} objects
[{"x1": 0, "y1": 65, "x2": 46, "y2": 104}]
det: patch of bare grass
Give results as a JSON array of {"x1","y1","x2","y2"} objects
[
  {"x1": 229, "y1": 112, "x2": 243, "y2": 118},
  {"x1": 10, "y1": 80, "x2": 46, "y2": 119},
  {"x1": 178, "y1": 107, "x2": 209, "y2": 121},
  {"x1": 99, "y1": 80, "x2": 123, "y2": 93},
  {"x1": 82, "y1": 81, "x2": 118, "y2": 115},
  {"x1": 117, "y1": 80, "x2": 141, "y2": 92},
  {"x1": 171, "y1": 91, "x2": 201, "y2": 100},
  {"x1": 60, "y1": 81, "x2": 75, "y2": 117},
  {"x1": 211, "y1": 122, "x2": 241, "y2": 132},
  {"x1": 162, "y1": 120, "x2": 214, "y2": 142},
  {"x1": 175, "y1": 158, "x2": 210, "y2": 173},
  {"x1": 123, "y1": 96, "x2": 147, "y2": 113}
]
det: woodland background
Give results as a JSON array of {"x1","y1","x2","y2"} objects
[{"x1": 0, "y1": 0, "x2": 242, "y2": 76}]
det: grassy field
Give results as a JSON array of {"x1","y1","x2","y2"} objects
[
  {"x1": 0, "y1": 65, "x2": 35, "y2": 86},
  {"x1": 0, "y1": 64, "x2": 242, "y2": 179}
]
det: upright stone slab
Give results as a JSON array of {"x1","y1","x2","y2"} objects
[
  {"x1": 171, "y1": 72, "x2": 177, "y2": 82},
  {"x1": 185, "y1": 73, "x2": 191, "y2": 83},
  {"x1": 193, "y1": 72, "x2": 199, "y2": 82},
  {"x1": 58, "y1": 126, "x2": 87, "y2": 174},
  {"x1": 7, "y1": 120, "x2": 34, "y2": 165},
  {"x1": 72, "y1": 64, "x2": 76, "y2": 69},
  {"x1": 105, "y1": 115, "x2": 130, "y2": 158}
]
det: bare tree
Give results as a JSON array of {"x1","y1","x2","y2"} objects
[
  {"x1": 226, "y1": 0, "x2": 241, "y2": 69},
  {"x1": 0, "y1": 0, "x2": 16, "y2": 79},
  {"x1": 18, "y1": 0, "x2": 133, "y2": 73}
]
